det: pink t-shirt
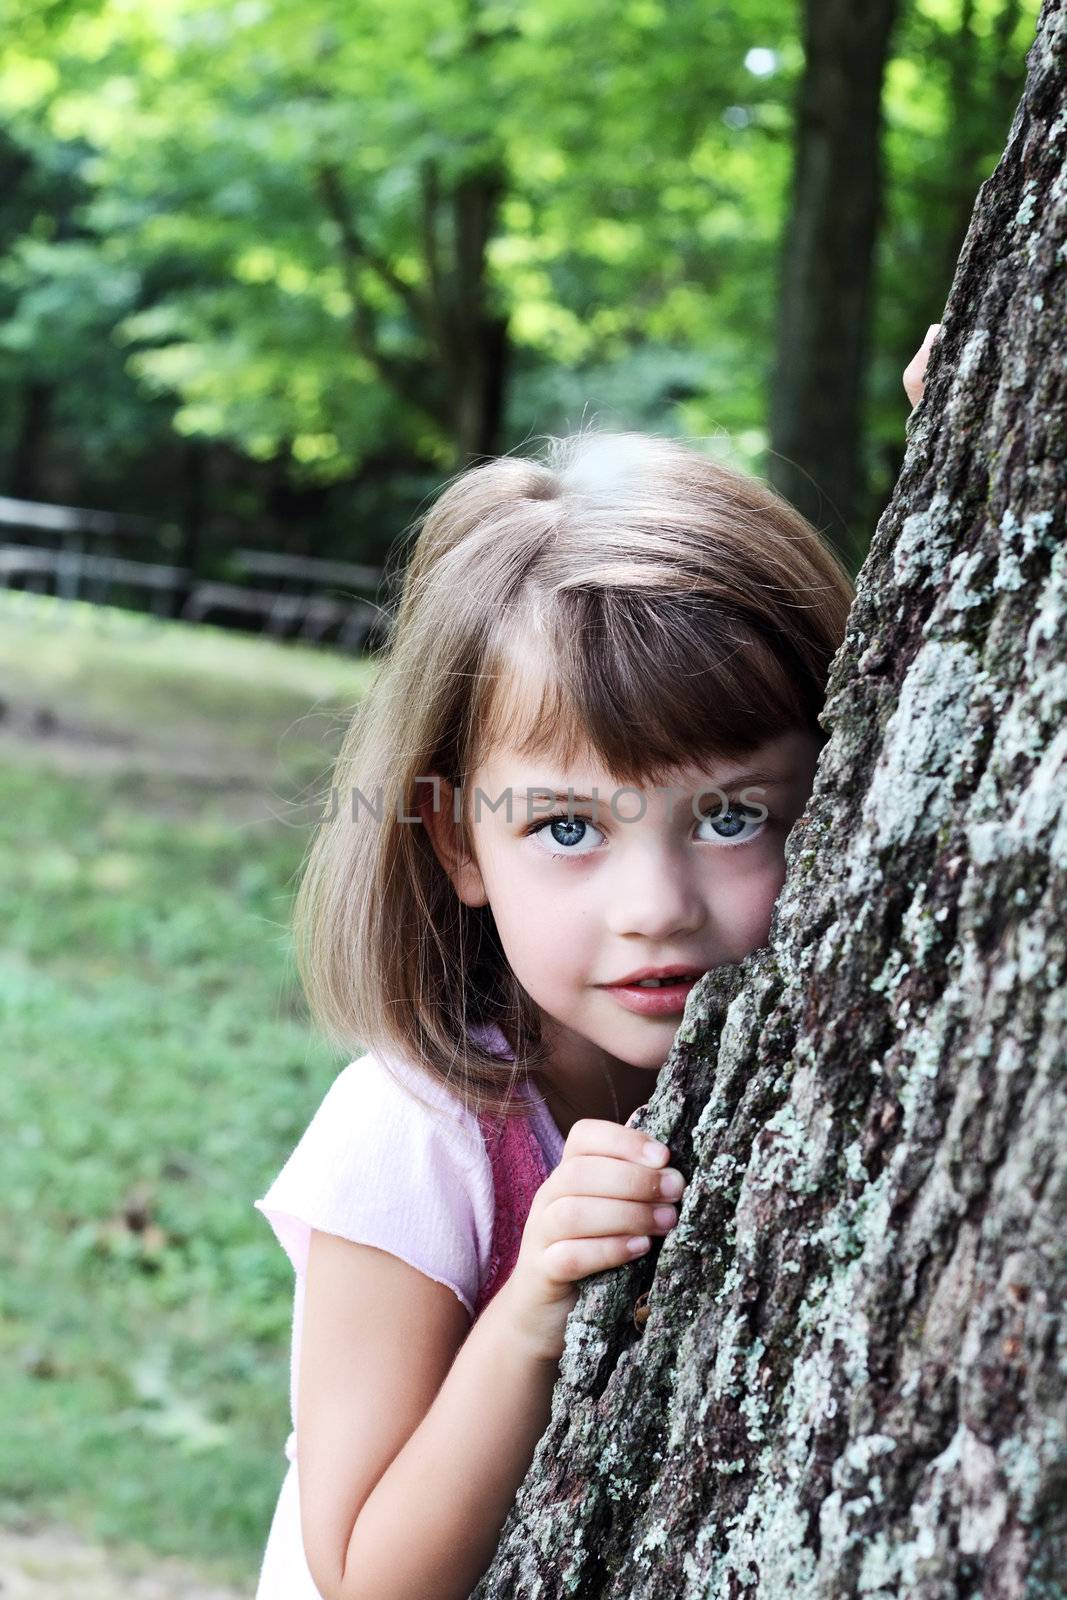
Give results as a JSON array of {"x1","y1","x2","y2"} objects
[{"x1": 252, "y1": 1024, "x2": 564, "y2": 1600}]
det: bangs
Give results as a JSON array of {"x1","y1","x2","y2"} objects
[{"x1": 473, "y1": 587, "x2": 823, "y2": 791}]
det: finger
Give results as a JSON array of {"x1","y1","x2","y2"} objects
[
  {"x1": 543, "y1": 1192, "x2": 679, "y2": 1243},
  {"x1": 563, "y1": 1116, "x2": 671, "y2": 1170},
  {"x1": 903, "y1": 323, "x2": 943, "y2": 399},
  {"x1": 545, "y1": 1151, "x2": 685, "y2": 1206},
  {"x1": 542, "y1": 1232, "x2": 654, "y2": 1284}
]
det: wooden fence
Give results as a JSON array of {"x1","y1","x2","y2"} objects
[{"x1": 0, "y1": 496, "x2": 387, "y2": 652}]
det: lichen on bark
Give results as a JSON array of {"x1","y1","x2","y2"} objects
[{"x1": 471, "y1": 3, "x2": 1066, "y2": 1597}]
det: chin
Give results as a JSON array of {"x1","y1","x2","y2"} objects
[{"x1": 611, "y1": 1038, "x2": 678, "y2": 1070}]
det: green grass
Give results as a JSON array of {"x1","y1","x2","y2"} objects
[{"x1": 0, "y1": 595, "x2": 377, "y2": 1586}]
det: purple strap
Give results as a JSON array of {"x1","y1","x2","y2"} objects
[{"x1": 472, "y1": 1094, "x2": 549, "y2": 1317}]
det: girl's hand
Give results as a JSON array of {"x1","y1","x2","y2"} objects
[
  {"x1": 498, "y1": 1120, "x2": 686, "y2": 1362},
  {"x1": 904, "y1": 323, "x2": 943, "y2": 410}
]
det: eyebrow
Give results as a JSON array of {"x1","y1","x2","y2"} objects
[{"x1": 511, "y1": 771, "x2": 791, "y2": 803}]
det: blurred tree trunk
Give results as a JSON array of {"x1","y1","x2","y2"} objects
[
  {"x1": 8, "y1": 380, "x2": 52, "y2": 500},
  {"x1": 318, "y1": 157, "x2": 509, "y2": 471},
  {"x1": 171, "y1": 439, "x2": 207, "y2": 619},
  {"x1": 473, "y1": 3, "x2": 1065, "y2": 1595},
  {"x1": 421, "y1": 160, "x2": 511, "y2": 466},
  {"x1": 767, "y1": 0, "x2": 900, "y2": 574},
  {"x1": 318, "y1": 6, "x2": 510, "y2": 470}
]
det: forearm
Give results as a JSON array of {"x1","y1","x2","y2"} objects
[{"x1": 337, "y1": 1279, "x2": 559, "y2": 1600}]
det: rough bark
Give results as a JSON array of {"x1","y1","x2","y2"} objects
[
  {"x1": 768, "y1": 0, "x2": 901, "y2": 572},
  {"x1": 473, "y1": 4, "x2": 1066, "y2": 1596},
  {"x1": 937, "y1": 0, "x2": 1031, "y2": 301}
]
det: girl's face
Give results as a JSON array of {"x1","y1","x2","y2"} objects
[{"x1": 425, "y1": 712, "x2": 821, "y2": 1117}]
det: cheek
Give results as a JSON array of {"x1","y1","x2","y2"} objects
[
  {"x1": 713, "y1": 852, "x2": 789, "y2": 944},
  {"x1": 479, "y1": 850, "x2": 557, "y2": 941},
  {"x1": 482, "y1": 854, "x2": 595, "y2": 974}
]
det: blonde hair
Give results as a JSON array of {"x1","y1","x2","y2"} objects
[{"x1": 293, "y1": 429, "x2": 854, "y2": 1121}]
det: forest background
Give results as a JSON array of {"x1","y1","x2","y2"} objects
[{"x1": 2, "y1": 0, "x2": 1039, "y2": 576}]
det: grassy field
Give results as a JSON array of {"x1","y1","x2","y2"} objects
[{"x1": 0, "y1": 592, "x2": 375, "y2": 1588}]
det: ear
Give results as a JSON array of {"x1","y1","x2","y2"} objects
[{"x1": 415, "y1": 775, "x2": 489, "y2": 908}]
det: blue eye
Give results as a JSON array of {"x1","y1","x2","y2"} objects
[
  {"x1": 527, "y1": 813, "x2": 604, "y2": 856},
  {"x1": 698, "y1": 802, "x2": 766, "y2": 847}
]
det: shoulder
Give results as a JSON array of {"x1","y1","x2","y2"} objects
[
  {"x1": 253, "y1": 1051, "x2": 494, "y2": 1309},
  {"x1": 319, "y1": 1049, "x2": 484, "y2": 1160}
]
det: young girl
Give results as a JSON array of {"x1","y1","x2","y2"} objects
[{"x1": 253, "y1": 339, "x2": 936, "y2": 1600}]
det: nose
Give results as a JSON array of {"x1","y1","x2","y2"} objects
[{"x1": 603, "y1": 842, "x2": 707, "y2": 940}]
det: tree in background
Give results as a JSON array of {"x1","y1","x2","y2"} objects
[
  {"x1": 770, "y1": 0, "x2": 1037, "y2": 570},
  {"x1": 473, "y1": 0, "x2": 1065, "y2": 1592},
  {"x1": 768, "y1": 0, "x2": 902, "y2": 568}
]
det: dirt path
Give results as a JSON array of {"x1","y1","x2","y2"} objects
[
  {"x1": 0, "y1": 701, "x2": 309, "y2": 827},
  {"x1": 0, "y1": 1522, "x2": 252, "y2": 1599}
]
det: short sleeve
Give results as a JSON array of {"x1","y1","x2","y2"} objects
[{"x1": 253, "y1": 1052, "x2": 492, "y2": 1318}]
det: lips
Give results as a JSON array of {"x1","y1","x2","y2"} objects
[
  {"x1": 600, "y1": 972, "x2": 706, "y2": 1017},
  {"x1": 623, "y1": 975, "x2": 703, "y2": 988},
  {"x1": 603, "y1": 964, "x2": 708, "y2": 987}
]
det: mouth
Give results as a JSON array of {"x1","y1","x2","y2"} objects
[
  {"x1": 621, "y1": 974, "x2": 705, "y2": 988},
  {"x1": 600, "y1": 973, "x2": 706, "y2": 1016}
]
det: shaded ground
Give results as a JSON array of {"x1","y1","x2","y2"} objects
[
  {"x1": 0, "y1": 703, "x2": 297, "y2": 827},
  {"x1": 0, "y1": 1521, "x2": 250, "y2": 1598},
  {"x1": 0, "y1": 588, "x2": 373, "y2": 819}
]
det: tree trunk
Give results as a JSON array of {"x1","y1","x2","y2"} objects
[
  {"x1": 473, "y1": 3, "x2": 1065, "y2": 1594},
  {"x1": 422, "y1": 159, "x2": 511, "y2": 467},
  {"x1": 8, "y1": 380, "x2": 53, "y2": 501},
  {"x1": 321, "y1": 154, "x2": 510, "y2": 469},
  {"x1": 767, "y1": 0, "x2": 901, "y2": 574}
]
